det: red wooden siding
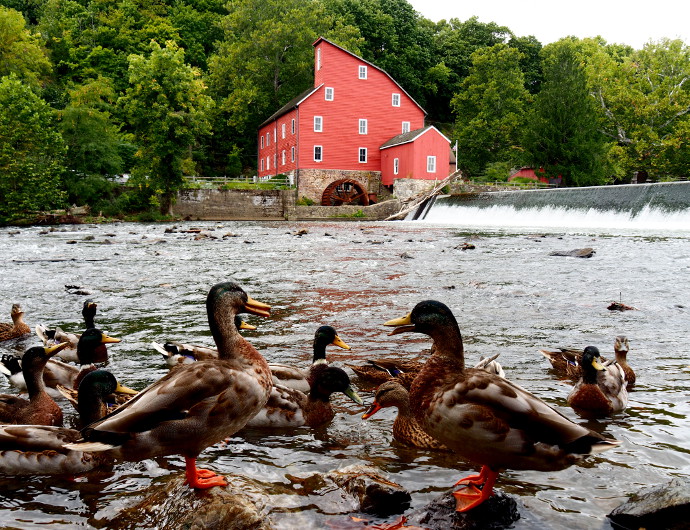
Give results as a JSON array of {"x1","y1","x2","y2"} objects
[
  {"x1": 258, "y1": 108, "x2": 298, "y2": 177},
  {"x1": 380, "y1": 127, "x2": 450, "y2": 186}
]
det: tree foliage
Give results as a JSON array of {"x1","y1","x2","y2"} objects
[
  {"x1": 0, "y1": 6, "x2": 51, "y2": 87},
  {"x1": 0, "y1": 75, "x2": 66, "y2": 222},
  {"x1": 119, "y1": 40, "x2": 213, "y2": 214}
]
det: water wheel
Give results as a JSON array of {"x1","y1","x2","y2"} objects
[{"x1": 321, "y1": 179, "x2": 370, "y2": 206}]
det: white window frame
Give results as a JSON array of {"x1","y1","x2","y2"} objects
[
  {"x1": 273, "y1": 154, "x2": 276, "y2": 168},
  {"x1": 266, "y1": 156, "x2": 270, "y2": 170},
  {"x1": 359, "y1": 147, "x2": 367, "y2": 163},
  {"x1": 402, "y1": 121, "x2": 410, "y2": 134},
  {"x1": 266, "y1": 132, "x2": 270, "y2": 146},
  {"x1": 314, "y1": 116, "x2": 323, "y2": 132},
  {"x1": 427, "y1": 155, "x2": 436, "y2": 173},
  {"x1": 281, "y1": 150, "x2": 285, "y2": 165},
  {"x1": 281, "y1": 123, "x2": 285, "y2": 139},
  {"x1": 260, "y1": 158, "x2": 264, "y2": 171},
  {"x1": 358, "y1": 65, "x2": 367, "y2": 79},
  {"x1": 314, "y1": 145, "x2": 322, "y2": 162},
  {"x1": 392, "y1": 93, "x2": 400, "y2": 107},
  {"x1": 394, "y1": 158, "x2": 399, "y2": 175},
  {"x1": 317, "y1": 48, "x2": 321, "y2": 70},
  {"x1": 273, "y1": 129, "x2": 276, "y2": 142},
  {"x1": 291, "y1": 146, "x2": 295, "y2": 162},
  {"x1": 260, "y1": 135, "x2": 264, "y2": 149},
  {"x1": 325, "y1": 87, "x2": 334, "y2": 101},
  {"x1": 291, "y1": 119, "x2": 295, "y2": 134},
  {"x1": 359, "y1": 119, "x2": 368, "y2": 135}
]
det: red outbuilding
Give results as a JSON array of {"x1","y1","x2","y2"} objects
[{"x1": 257, "y1": 37, "x2": 451, "y2": 205}]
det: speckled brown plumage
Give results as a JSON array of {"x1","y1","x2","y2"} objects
[{"x1": 0, "y1": 304, "x2": 31, "y2": 342}]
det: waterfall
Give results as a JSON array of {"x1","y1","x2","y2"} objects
[{"x1": 416, "y1": 182, "x2": 690, "y2": 231}]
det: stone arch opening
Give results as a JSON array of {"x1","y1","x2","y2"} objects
[{"x1": 320, "y1": 179, "x2": 370, "y2": 206}]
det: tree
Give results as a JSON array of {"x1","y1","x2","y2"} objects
[
  {"x1": 451, "y1": 44, "x2": 530, "y2": 177},
  {"x1": 0, "y1": 6, "x2": 52, "y2": 88},
  {"x1": 119, "y1": 40, "x2": 213, "y2": 215},
  {"x1": 0, "y1": 75, "x2": 66, "y2": 222},
  {"x1": 585, "y1": 38, "x2": 690, "y2": 181},
  {"x1": 522, "y1": 39, "x2": 612, "y2": 187}
]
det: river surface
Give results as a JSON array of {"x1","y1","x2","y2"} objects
[{"x1": 0, "y1": 219, "x2": 688, "y2": 529}]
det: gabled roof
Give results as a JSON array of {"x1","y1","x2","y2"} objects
[
  {"x1": 259, "y1": 84, "x2": 323, "y2": 128},
  {"x1": 380, "y1": 125, "x2": 451, "y2": 150},
  {"x1": 313, "y1": 37, "x2": 426, "y2": 115}
]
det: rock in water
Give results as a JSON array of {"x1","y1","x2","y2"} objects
[
  {"x1": 608, "y1": 477, "x2": 690, "y2": 530},
  {"x1": 549, "y1": 248, "x2": 595, "y2": 258}
]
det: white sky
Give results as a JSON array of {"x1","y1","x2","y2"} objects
[{"x1": 407, "y1": 0, "x2": 690, "y2": 50}]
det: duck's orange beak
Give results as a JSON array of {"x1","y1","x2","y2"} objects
[
  {"x1": 244, "y1": 295, "x2": 271, "y2": 318},
  {"x1": 362, "y1": 401, "x2": 382, "y2": 419}
]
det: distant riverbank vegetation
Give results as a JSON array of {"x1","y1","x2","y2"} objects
[{"x1": 1, "y1": 0, "x2": 689, "y2": 224}]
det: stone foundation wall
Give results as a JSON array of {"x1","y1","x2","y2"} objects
[
  {"x1": 297, "y1": 169, "x2": 381, "y2": 203},
  {"x1": 288, "y1": 199, "x2": 401, "y2": 221},
  {"x1": 393, "y1": 178, "x2": 441, "y2": 201},
  {"x1": 174, "y1": 189, "x2": 293, "y2": 220}
]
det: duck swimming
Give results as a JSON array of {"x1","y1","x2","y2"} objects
[
  {"x1": 384, "y1": 300, "x2": 621, "y2": 512},
  {"x1": 567, "y1": 346, "x2": 628, "y2": 419},
  {"x1": 246, "y1": 365, "x2": 362, "y2": 428},
  {"x1": 0, "y1": 343, "x2": 69, "y2": 426},
  {"x1": 64, "y1": 281, "x2": 273, "y2": 490},
  {"x1": 269, "y1": 325, "x2": 351, "y2": 392},
  {"x1": 35, "y1": 300, "x2": 98, "y2": 363},
  {"x1": 0, "y1": 304, "x2": 31, "y2": 342}
]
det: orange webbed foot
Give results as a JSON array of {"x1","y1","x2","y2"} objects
[
  {"x1": 184, "y1": 457, "x2": 227, "y2": 489},
  {"x1": 451, "y1": 466, "x2": 498, "y2": 512}
]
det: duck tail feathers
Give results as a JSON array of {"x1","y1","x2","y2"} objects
[{"x1": 63, "y1": 441, "x2": 117, "y2": 452}]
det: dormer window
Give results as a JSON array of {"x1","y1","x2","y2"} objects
[{"x1": 358, "y1": 65, "x2": 367, "y2": 79}]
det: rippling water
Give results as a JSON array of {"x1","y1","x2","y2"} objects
[{"x1": 1, "y1": 219, "x2": 689, "y2": 529}]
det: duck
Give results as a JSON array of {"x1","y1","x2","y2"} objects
[
  {"x1": 268, "y1": 325, "x2": 351, "y2": 392},
  {"x1": 383, "y1": 300, "x2": 621, "y2": 512},
  {"x1": 151, "y1": 316, "x2": 256, "y2": 367},
  {"x1": 0, "y1": 424, "x2": 112, "y2": 475},
  {"x1": 540, "y1": 336, "x2": 634, "y2": 388},
  {"x1": 35, "y1": 299, "x2": 98, "y2": 363},
  {"x1": 0, "y1": 304, "x2": 31, "y2": 342},
  {"x1": 57, "y1": 369, "x2": 138, "y2": 426},
  {"x1": 64, "y1": 281, "x2": 273, "y2": 489},
  {"x1": 0, "y1": 343, "x2": 69, "y2": 426},
  {"x1": 346, "y1": 358, "x2": 424, "y2": 386},
  {"x1": 567, "y1": 346, "x2": 628, "y2": 419},
  {"x1": 245, "y1": 365, "x2": 362, "y2": 428},
  {"x1": 2, "y1": 328, "x2": 121, "y2": 394},
  {"x1": 362, "y1": 380, "x2": 449, "y2": 451}
]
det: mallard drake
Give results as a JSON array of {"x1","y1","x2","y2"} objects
[
  {"x1": 540, "y1": 336, "x2": 634, "y2": 388},
  {"x1": 64, "y1": 281, "x2": 273, "y2": 490},
  {"x1": 246, "y1": 365, "x2": 362, "y2": 428},
  {"x1": 3, "y1": 328, "x2": 121, "y2": 394},
  {"x1": 57, "y1": 369, "x2": 137, "y2": 426},
  {"x1": 0, "y1": 424, "x2": 112, "y2": 475},
  {"x1": 268, "y1": 325, "x2": 351, "y2": 392},
  {"x1": 151, "y1": 316, "x2": 256, "y2": 367},
  {"x1": 0, "y1": 304, "x2": 31, "y2": 342},
  {"x1": 384, "y1": 300, "x2": 621, "y2": 512},
  {"x1": 567, "y1": 346, "x2": 628, "y2": 419},
  {"x1": 35, "y1": 300, "x2": 98, "y2": 363},
  {"x1": 0, "y1": 343, "x2": 69, "y2": 426},
  {"x1": 362, "y1": 380, "x2": 449, "y2": 451}
]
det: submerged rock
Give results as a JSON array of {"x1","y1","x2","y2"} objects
[
  {"x1": 115, "y1": 474, "x2": 272, "y2": 529},
  {"x1": 608, "y1": 477, "x2": 690, "y2": 530}
]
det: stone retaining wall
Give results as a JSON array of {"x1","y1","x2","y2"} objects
[{"x1": 297, "y1": 169, "x2": 381, "y2": 203}]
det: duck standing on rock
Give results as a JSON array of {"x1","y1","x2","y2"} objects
[
  {"x1": 384, "y1": 300, "x2": 621, "y2": 512},
  {"x1": 64, "y1": 281, "x2": 273, "y2": 489},
  {"x1": 0, "y1": 304, "x2": 31, "y2": 342},
  {"x1": 567, "y1": 346, "x2": 628, "y2": 419},
  {"x1": 0, "y1": 343, "x2": 69, "y2": 426}
]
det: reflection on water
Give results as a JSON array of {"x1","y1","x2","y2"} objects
[{"x1": 0, "y1": 220, "x2": 689, "y2": 529}]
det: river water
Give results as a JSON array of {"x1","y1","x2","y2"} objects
[{"x1": 0, "y1": 215, "x2": 688, "y2": 529}]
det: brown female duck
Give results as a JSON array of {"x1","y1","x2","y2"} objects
[
  {"x1": 64, "y1": 281, "x2": 273, "y2": 489},
  {"x1": 567, "y1": 346, "x2": 628, "y2": 419},
  {"x1": 363, "y1": 380, "x2": 449, "y2": 451},
  {"x1": 0, "y1": 304, "x2": 31, "y2": 342},
  {"x1": 0, "y1": 343, "x2": 69, "y2": 426},
  {"x1": 384, "y1": 300, "x2": 620, "y2": 512}
]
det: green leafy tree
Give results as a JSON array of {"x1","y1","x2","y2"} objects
[
  {"x1": 585, "y1": 38, "x2": 690, "y2": 181},
  {"x1": 522, "y1": 39, "x2": 612, "y2": 186},
  {"x1": 119, "y1": 40, "x2": 213, "y2": 215},
  {"x1": 0, "y1": 6, "x2": 52, "y2": 88},
  {"x1": 0, "y1": 75, "x2": 66, "y2": 222},
  {"x1": 452, "y1": 44, "x2": 529, "y2": 177}
]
